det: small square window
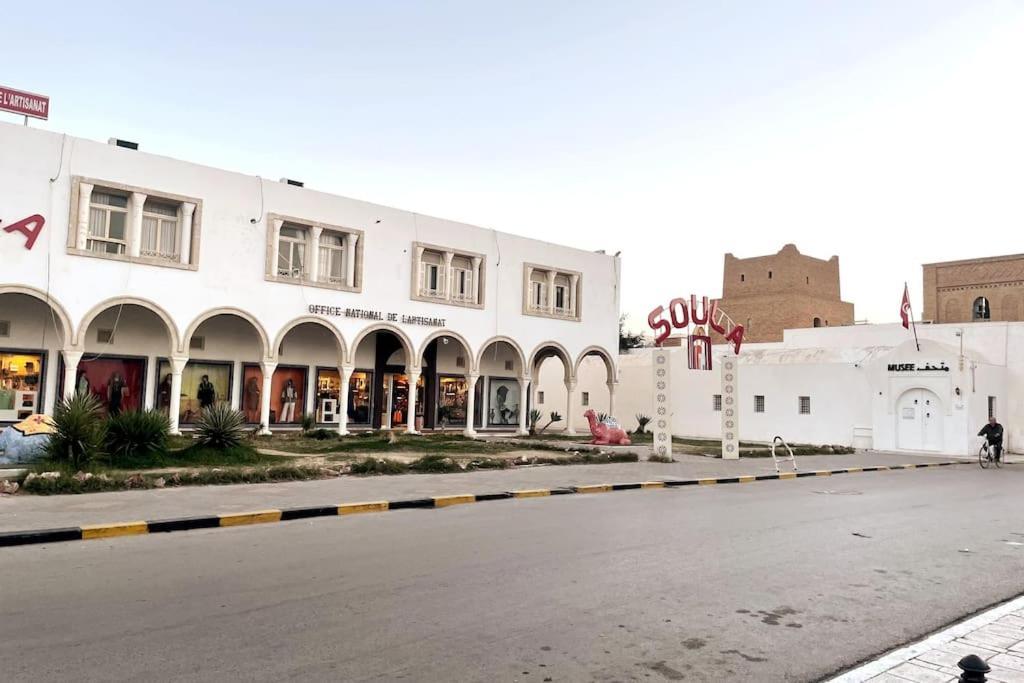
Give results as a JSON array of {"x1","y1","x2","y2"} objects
[
  {"x1": 754, "y1": 395, "x2": 765, "y2": 413},
  {"x1": 799, "y1": 396, "x2": 811, "y2": 415},
  {"x1": 0, "y1": 320, "x2": 9, "y2": 338},
  {"x1": 768, "y1": 271, "x2": 773, "y2": 279},
  {"x1": 740, "y1": 274, "x2": 745, "y2": 282},
  {"x1": 456, "y1": 356, "x2": 466, "y2": 368},
  {"x1": 189, "y1": 336, "x2": 205, "y2": 351},
  {"x1": 97, "y1": 329, "x2": 115, "y2": 344},
  {"x1": 538, "y1": 391, "x2": 545, "y2": 405},
  {"x1": 713, "y1": 394, "x2": 722, "y2": 411},
  {"x1": 504, "y1": 360, "x2": 514, "y2": 371},
  {"x1": 582, "y1": 391, "x2": 589, "y2": 406}
]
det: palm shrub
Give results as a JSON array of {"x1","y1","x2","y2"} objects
[
  {"x1": 597, "y1": 412, "x2": 609, "y2": 423},
  {"x1": 301, "y1": 413, "x2": 315, "y2": 433},
  {"x1": 538, "y1": 411, "x2": 562, "y2": 435},
  {"x1": 527, "y1": 409, "x2": 543, "y2": 436},
  {"x1": 105, "y1": 409, "x2": 170, "y2": 466},
  {"x1": 47, "y1": 392, "x2": 106, "y2": 470},
  {"x1": 635, "y1": 413, "x2": 651, "y2": 434},
  {"x1": 194, "y1": 403, "x2": 246, "y2": 450}
]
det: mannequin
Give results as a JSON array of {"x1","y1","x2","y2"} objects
[
  {"x1": 281, "y1": 378, "x2": 298, "y2": 423},
  {"x1": 244, "y1": 375, "x2": 261, "y2": 422}
]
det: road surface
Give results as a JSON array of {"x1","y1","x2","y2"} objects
[{"x1": 1, "y1": 465, "x2": 1020, "y2": 681}]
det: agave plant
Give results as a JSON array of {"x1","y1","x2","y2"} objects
[
  {"x1": 527, "y1": 408, "x2": 543, "y2": 436},
  {"x1": 635, "y1": 413, "x2": 652, "y2": 434},
  {"x1": 47, "y1": 392, "x2": 106, "y2": 470},
  {"x1": 597, "y1": 412, "x2": 609, "y2": 423},
  {"x1": 194, "y1": 403, "x2": 246, "y2": 450},
  {"x1": 105, "y1": 409, "x2": 170, "y2": 466},
  {"x1": 538, "y1": 411, "x2": 562, "y2": 435}
]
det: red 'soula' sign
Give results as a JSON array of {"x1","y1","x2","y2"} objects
[
  {"x1": 4, "y1": 215, "x2": 45, "y2": 250},
  {"x1": 647, "y1": 295, "x2": 745, "y2": 358}
]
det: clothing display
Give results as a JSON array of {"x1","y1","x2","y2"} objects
[
  {"x1": 280, "y1": 381, "x2": 298, "y2": 423},
  {"x1": 65, "y1": 357, "x2": 144, "y2": 417},
  {"x1": 158, "y1": 361, "x2": 230, "y2": 423}
]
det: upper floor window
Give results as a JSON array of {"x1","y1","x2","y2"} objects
[
  {"x1": 87, "y1": 191, "x2": 129, "y2": 254},
  {"x1": 70, "y1": 177, "x2": 201, "y2": 270},
  {"x1": 973, "y1": 296, "x2": 990, "y2": 320},
  {"x1": 524, "y1": 264, "x2": 581, "y2": 321},
  {"x1": 267, "y1": 214, "x2": 362, "y2": 291},
  {"x1": 411, "y1": 243, "x2": 484, "y2": 308},
  {"x1": 277, "y1": 226, "x2": 307, "y2": 279}
]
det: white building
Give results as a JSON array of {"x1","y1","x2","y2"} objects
[
  {"x1": 560, "y1": 321, "x2": 1021, "y2": 456},
  {"x1": 0, "y1": 122, "x2": 620, "y2": 435}
]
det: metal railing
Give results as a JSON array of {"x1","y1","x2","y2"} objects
[{"x1": 771, "y1": 435, "x2": 797, "y2": 474}]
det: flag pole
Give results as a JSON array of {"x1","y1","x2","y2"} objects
[{"x1": 905, "y1": 281, "x2": 920, "y2": 352}]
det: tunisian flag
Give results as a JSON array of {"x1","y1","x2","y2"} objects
[{"x1": 900, "y1": 284, "x2": 912, "y2": 329}]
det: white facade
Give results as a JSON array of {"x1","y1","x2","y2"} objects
[
  {"x1": 0, "y1": 122, "x2": 620, "y2": 434},
  {"x1": 560, "y1": 321, "x2": 1020, "y2": 456}
]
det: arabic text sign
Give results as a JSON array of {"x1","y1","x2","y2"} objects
[
  {"x1": 887, "y1": 362, "x2": 950, "y2": 373},
  {"x1": 0, "y1": 86, "x2": 50, "y2": 120}
]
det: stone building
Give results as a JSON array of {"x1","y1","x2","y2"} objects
[
  {"x1": 712, "y1": 244, "x2": 855, "y2": 343},
  {"x1": 922, "y1": 254, "x2": 1024, "y2": 324}
]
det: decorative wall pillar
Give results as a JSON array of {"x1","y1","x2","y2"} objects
[
  {"x1": 259, "y1": 361, "x2": 277, "y2": 435},
  {"x1": 76, "y1": 182, "x2": 94, "y2": 249},
  {"x1": 443, "y1": 252, "x2": 454, "y2": 300},
  {"x1": 524, "y1": 265, "x2": 534, "y2": 308},
  {"x1": 270, "y1": 218, "x2": 283, "y2": 277},
  {"x1": 337, "y1": 365, "x2": 352, "y2": 436},
  {"x1": 346, "y1": 233, "x2": 359, "y2": 287},
  {"x1": 61, "y1": 349, "x2": 83, "y2": 399},
  {"x1": 464, "y1": 373, "x2": 479, "y2": 437},
  {"x1": 570, "y1": 273, "x2": 580, "y2": 316},
  {"x1": 308, "y1": 226, "x2": 323, "y2": 283},
  {"x1": 230, "y1": 361, "x2": 243, "y2": 410},
  {"x1": 168, "y1": 356, "x2": 189, "y2": 436},
  {"x1": 415, "y1": 244, "x2": 425, "y2": 295},
  {"x1": 517, "y1": 376, "x2": 530, "y2": 436},
  {"x1": 652, "y1": 348, "x2": 672, "y2": 461},
  {"x1": 471, "y1": 256, "x2": 482, "y2": 304},
  {"x1": 129, "y1": 192, "x2": 147, "y2": 257},
  {"x1": 721, "y1": 356, "x2": 740, "y2": 460},
  {"x1": 179, "y1": 202, "x2": 196, "y2": 264},
  {"x1": 564, "y1": 379, "x2": 577, "y2": 435},
  {"x1": 406, "y1": 369, "x2": 420, "y2": 434},
  {"x1": 547, "y1": 271, "x2": 557, "y2": 314}
]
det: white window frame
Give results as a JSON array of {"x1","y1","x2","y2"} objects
[
  {"x1": 531, "y1": 280, "x2": 548, "y2": 310},
  {"x1": 87, "y1": 191, "x2": 129, "y2": 255},
  {"x1": 140, "y1": 199, "x2": 180, "y2": 261},
  {"x1": 523, "y1": 263, "x2": 582, "y2": 322},
  {"x1": 537, "y1": 391, "x2": 545, "y2": 405},
  {"x1": 277, "y1": 225, "x2": 308, "y2": 280},
  {"x1": 318, "y1": 232, "x2": 346, "y2": 285},
  {"x1": 452, "y1": 267, "x2": 473, "y2": 303},
  {"x1": 410, "y1": 242, "x2": 485, "y2": 309},
  {"x1": 266, "y1": 214, "x2": 363, "y2": 292}
]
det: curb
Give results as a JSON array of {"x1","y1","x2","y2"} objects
[{"x1": 0, "y1": 462, "x2": 961, "y2": 548}]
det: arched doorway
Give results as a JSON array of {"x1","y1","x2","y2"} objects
[
  {"x1": 72, "y1": 299, "x2": 178, "y2": 418},
  {"x1": 530, "y1": 342, "x2": 575, "y2": 435},
  {"x1": 417, "y1": 332, "x2": 474, "y2": 433},
  {"x1": 896, "y1": 388, "x2": 944, "y2": 452},
  {"x1": 272, "y1": 319, "x2": 346, "y2": 430},
  {"x1": 477, "y1": 337, "x2": 528, "y2": 435},
  {"x1": 574, "y1": 346, "x2": 617, "y2": 426},
  {"x1": 0, "y1": 288, "x2": 71, "y2": 421},
  {"x1": 349, "y1": 325, "x2": 416, "y2": 432}
]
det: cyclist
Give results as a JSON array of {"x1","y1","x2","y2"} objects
[{"x1": 978, "y1": 416, "x2": 1004, "y2": 462}]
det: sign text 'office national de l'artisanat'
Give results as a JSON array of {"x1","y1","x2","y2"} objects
[{"x1": 308, "y1": 304, "x2": 445, "y2": 328}]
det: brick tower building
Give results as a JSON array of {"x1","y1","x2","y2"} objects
[
  {"x1": 922, "y1": 254, "x2": 1024, "y2": 323},
  {"x1": 713, "y1": 244, "x2": 855, "y2": 343}
]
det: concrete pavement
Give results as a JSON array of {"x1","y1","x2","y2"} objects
[
  {"x1": 0, "y1": 451, "x2": 954, "y2": 533},
  {"x1": 1, "y1": 466, "x2": 1020, "y2": 682}
]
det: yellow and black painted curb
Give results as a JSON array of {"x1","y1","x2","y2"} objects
[{"x1": 0, "y1": 462, "x2": 960, "y2": 548}]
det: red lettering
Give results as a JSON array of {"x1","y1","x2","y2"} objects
[
  {"x1": 690, "y1": 295, "x2": 709, "y2": 325},
  {"x1": 725, "y1": 324, "x2": 745, "y2": 355},
  {"x1": 708, "y1": 301, "x2": 726, "y2": 335},
  {"x1": 668, "y1": 297, "x2": 688, "y2": 329},
  {"x1": 647, "y1": 305, "x2": 671, "y2": 345},
  {"x1": 3, "y1": 214, "x2": 45, "y2": 250}
]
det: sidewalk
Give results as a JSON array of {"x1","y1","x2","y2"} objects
[
  {"x1": 830, "y1": 593, "x2": 1024, "y2": 682},
  {"x1": 0, "y1": 451, "x2": 955, "y2": 534}
]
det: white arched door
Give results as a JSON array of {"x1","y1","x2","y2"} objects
[{"x1": 896, "y1": 388, "x2": 944, "y2": 452}]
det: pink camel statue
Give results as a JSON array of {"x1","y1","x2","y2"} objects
[{"x1": 584, "y1": 409, "x2": 632, "y2": 446}]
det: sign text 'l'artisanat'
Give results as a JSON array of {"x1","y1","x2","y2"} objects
[
  {"x1": 0, "y1": 86, "x2": 50, "y2": 120},
  {"x1": 308, "y1": 305, "x2": 445, "y2": 328}
]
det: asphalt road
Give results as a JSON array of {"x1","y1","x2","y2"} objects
[{"x1": 1, "y1": 466, "x2": 1021, "y2": 682}]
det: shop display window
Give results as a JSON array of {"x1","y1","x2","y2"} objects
[
  {"x1": 158, "y1": 360, "x2": 231, "y2": 423},
  {"x1": 315, "y1": 368, "x2": 341, "y2": 424},
  {"x1": 348, "y1": 371, "x2": 372, "y2": 424},
  {"x1": 487, "y1": 377, "x2": 521, "y2": 427},
  {"x1": 436, "y1": 375, "x2": 468, "y2": 426},
  {"x1": 0, "y1": 351, "x2": 44, "y2": 422},
  {"x1": 271, "y1": 366, "x2": 307, "y2": 424},
  {"x1": 241, "y1": 365, "x2": 263, "y2": 424},
  {"x1": 72, "y1": 356, "x2": 145, "y2": 417}
]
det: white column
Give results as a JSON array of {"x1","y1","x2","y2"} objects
[
  {"x1": 168, "y1": 356, "x2": 188, "y2": 436},
  {"x1": 346, "y1": 233, "x2": 359, "y2": 287},
  {"x1": 76, "y1": 182, "x2": 94, "y2": 249},
  {"x1": 443, "y1": 252, "x2": 454, "y2": 300},
  {"x1": 570, "y1": 273, "x2": 580, "y2": 317},
  {"x1": 607, "y1": 381, "x2": 617, "y2": 420},
  {"x1": 406, "y1": 368, "x2": 420, "y2": 434},
  {"x1": 304, "y1": 364, "x2": 316, "y2": 422},
  {"x1": 414, "y1": 245, "x2": 425, "y2": 296},
  {"x1": 143, "y1": 356, "x2": 156, "y2": 410},
  {"x1": 308, "y1": 225, "x2": 323, "y2": 283},
  {"x1": 61, "y1": 349, "x2": 83, "y2": 399},
  {"x1": 517, "y1": 376, "x2": 530, "y2": 436},
  {"x1": 270, "y1": 218, "x2": 283, "y2": 277},
  {"x1": 547, "y1": 271, "x2": 557, "y2": 314},
  {"x1": 564, "y1": 379, "x2": 577, "y2": 435},
  {"x1": 179, "y1": 202, "x2": 195, "y2": 264},
  {"x1": 259, "y1": 361, "x2": 277, "y2": 435},
  {"x1": 129, "y1": 192, "x2": 146, "y2": 257},
  {"x1": 337, "y1": 365, "x2": 352, "y2": 435},
  {"x1": 464, "y1": 373, "x2": 479, "y2": 438},
  {"x1": 230, "y1": 362, "x2": 243, "y2": 410},
  {"x1": 471, "y1": 256, "x2": 482, "y2": 304}
]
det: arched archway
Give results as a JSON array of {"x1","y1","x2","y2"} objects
[
  {"x1": 273, "y1": 316, "x2": 347, "y2": 365},
  {"x1": 76, "y1": 296, "x2": 179, "y2": 352},
  {"x1": 417, "y1": 331, "x2": 474, "y2": 432},
  {"x1": 573, "y1": 345, "x2": 618, "y2": 424},
  {"x1": 0, "y1": 287, "x2": 73, "y2": 418},
  {"x1": 813, "y1": 317, "x2": 822, "y2": 328},
  {"x1": 530, "y1": 341, "x2": 577, "y2": 434},
  {"x1": 271, "y1": 318, "x2": 348, "y2": 428},
  {"x1": 476, "y1": 336, "x2": 527, "y2": 377},
  {"x1": 972, "y1": 297, "x2": 991, "y2": 321},
  {"x1": 476, "y1": 336, "x2": 529, "y2": 435},
  {"x1": 183, "y1": 307, "x2": 269, "y2": 359},
  {"x1": 349, "y1": 323, "x2": 417, "y2": 431}
]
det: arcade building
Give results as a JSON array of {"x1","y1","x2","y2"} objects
[{"x1": 0, "y1": 122, "x2": 620, "y2": 435}]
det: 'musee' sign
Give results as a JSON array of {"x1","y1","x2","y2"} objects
[{"x1": 887, "y1": 362, "x2": 950, "y2": 373}]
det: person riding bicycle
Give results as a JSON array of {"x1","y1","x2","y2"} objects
[{"x1": 978, "y1": 416, "x2": 1004, "y2": 462}]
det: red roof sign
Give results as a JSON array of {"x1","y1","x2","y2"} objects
[{"x1": 0, "y1": 86, "x2": 50, "y2": 120}]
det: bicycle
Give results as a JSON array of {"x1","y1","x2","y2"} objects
[{"x1": 979, "y1": 441, "x2": 1002, "y2": 469}]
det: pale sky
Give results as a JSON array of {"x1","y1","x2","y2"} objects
[{"x1": 5, "y1": 1, "x2": 1023, "y2": 333}]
